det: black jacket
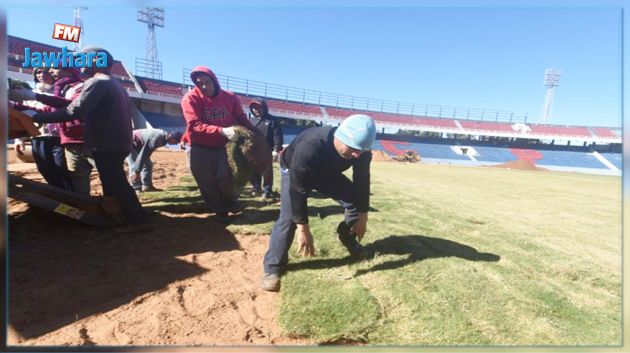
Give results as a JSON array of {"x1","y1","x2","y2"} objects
[
  {"x1": 281, "y1": 127, "x2": 371, "y2": 224},
  {"x1": 249, "y1": 99, "x2": 284, "y2": 151},
  {"x1": 250, "y1": 114, "x2": 284, "y2": 151}
]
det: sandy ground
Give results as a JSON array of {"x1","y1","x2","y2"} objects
[{"x1": 7, "y1": 149, "x2": 311, "y2": 347}]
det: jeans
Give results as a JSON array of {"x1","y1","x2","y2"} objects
[
  {"x1": 92, "y1": 150, "x2": 147, "y2": 225},
  {"x1": 263, "y1": 165, "x2": 359, "y2": 275},
  {"x1": 31, "y1": 135, "x2": 73, "y2": 191},
  {"x1": 189, "y1": 144, "x2": 237, "y2": 213},
  {"x1": 126, "y1": 150, "x2": 153, "y2": 189},
  {"x1": 250, "y1": 163, "x2": 273, "y2": 195}
]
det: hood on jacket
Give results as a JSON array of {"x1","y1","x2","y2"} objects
[
  {"x1": 249, "y1": 98, "x2": 269, "y2": 118},
  {"x1": 190, "y1": 66, "x2": 221, "y2": 98}
]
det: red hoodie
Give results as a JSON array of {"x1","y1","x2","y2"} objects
[{"x1": 181, "y1": 66, "x2": 254, "y2": 148}]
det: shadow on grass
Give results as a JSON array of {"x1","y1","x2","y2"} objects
[
  {"x1": 8, "y1": 208, "x2": 239, "y2": 340},
  {"x1": 286, "y1": 234, "x2": 500, "y2": 277}
]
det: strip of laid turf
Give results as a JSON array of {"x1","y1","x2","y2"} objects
[{"x1": 143, "y1": 162, "x2": 621, "y2": 345}]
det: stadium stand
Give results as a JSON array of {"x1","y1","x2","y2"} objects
[
  {"x1": 528, "y1": 124, "x2": 593, "y2": 138},
  {"x1": 458, "y1": 120, "x2": 517, "y2": 133},
  {"x1": 591, "y1": 127, "x2": 619, "y2": 139},
  {"x1": 535, "y1": 150, "x2": 605, "y2": 169},
  {"x1": 141, "y1": 111, "x2": 185, "y2": 134},
  {"x1": 266, "y1": 99, "x2": 322, "y2": 116},
  {"x1": 599, "y1": 153, "x2": 622, "y2": 169},
  {"x1": 473, "y1": 146, "x2": 522, "y2": 163},
  {"x1": 137, "y1": 76, "x2": 187, "y2": 98}
]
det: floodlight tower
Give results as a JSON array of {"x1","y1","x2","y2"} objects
[
  {"x1": 540, "y1": 68, "x2": 562, "y2": 124},
  {"x1": 73, "y1": 7, "x2": 87, "y2": 51},
  {"x1": 136, "y1": 7, "x2": 164, "y2": 79}
]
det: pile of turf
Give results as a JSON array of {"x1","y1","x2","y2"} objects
[{"x1": 226, "y1": 126, "x2": 272, "y2": 193}]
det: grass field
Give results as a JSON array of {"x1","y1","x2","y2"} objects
[{"x1": 145, "y1": 162, "x2": 622, "y2": 345}]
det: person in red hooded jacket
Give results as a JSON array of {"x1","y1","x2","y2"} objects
[{"x1": 181, "y1": 66, "x2": 255, "y2": 223}]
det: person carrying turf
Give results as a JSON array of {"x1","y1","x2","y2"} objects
[{"x1": 180, "y1": 66, "x2": 255, "y2": 223}]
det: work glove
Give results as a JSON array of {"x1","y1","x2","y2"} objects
[
  {"x1": 221, "y1": 126, "x2": 238, "y2": 141},
  {"x1": 272, "y1": 150, "x2": 278, "y2": 158},
  {"x1": 8, "y1": 88, "x2": 37, "y2": 102}
]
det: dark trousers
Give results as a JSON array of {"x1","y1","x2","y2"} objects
[
  {"x1": 190, "y1": 144, "x2": 237, "y2": 213},
  {"x1": 92, "y1": 151, "x2": 147, "y2": 225},
  {"x1": 250, "y1": 163, "x2": 273, "y2": 195},
  {"x1": 31, "y1": 136, "x2": 73, "y2": 191},
  {"x1": 263, "y1": 165, "x2": 359, "y2": 275}
]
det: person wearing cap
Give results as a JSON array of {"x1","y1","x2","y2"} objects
[
  {"x1": 248, "y1": 99, "x2": 284, "y2": 200},
  {"x1": 260, "y1": 114, "x2": 377, "y2": 292},
  {"x1": 180, "y1": 66, "x2": 255, "y2": 223},
  {"x1": 127, "y1": 128, "x2": 183, "y2": 192},
  {"x1": 31, "y1": 47, "x2": 149, "y2": 229}
]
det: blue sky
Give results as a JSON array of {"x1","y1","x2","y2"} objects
[{"x1": 3, "y1": 1, "x2": 625, "y2": 128}]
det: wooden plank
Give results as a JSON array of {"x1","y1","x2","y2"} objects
[
  {"x1": 9, "y1": 174, "x2": 125, "y2": 227},
  {"x1": 9, "y1": 108, "x2": 41, "y2": 139},
  {"x1": 9, "y1": 187, "x2": 118, "y2": 228}
]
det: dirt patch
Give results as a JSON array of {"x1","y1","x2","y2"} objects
[
  {"x1": 7, "y1": 149, "x2": 311, "y2": 346},
  {"x1": 491, "y1": 159, "x2": 546, "y2": 171},
  {"x1": 371, "y1": 150, "x2": 392, "y2": 162}
]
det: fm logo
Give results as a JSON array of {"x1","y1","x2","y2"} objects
[{"x1": 52, "y1": 23, "x2": 81, "y2": 43}]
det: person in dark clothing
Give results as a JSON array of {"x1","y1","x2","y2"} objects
[
  {"x1": 127, "y1": 128, "x2": 182, "y2": 192},
  {"x1": 260, "y1": 114, "x2": 377, "y2": 292},
  {"x1": 248, "y1": 99, "x2": 284, "y2": 200},
  {"x1": 30, "y1": 47, "x2": 150, "y2": 230}
]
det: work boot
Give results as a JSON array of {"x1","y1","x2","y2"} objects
[
  {"x1": 142, "y1": 185, "x2": 160, "y2": 192},
  {"x1": 337, "y1": 221, "x2": 367, "y2": 259},
  {"x1": 229, "y1": 203, "x2": 244, "y2": 216},
  {"x1": 260, "y1": 273, "x2": 281, "y2": 292},
  {"x1": 215, "y1": 212, "x2": 231, "y2": 223}
]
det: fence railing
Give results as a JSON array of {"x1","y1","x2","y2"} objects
[{"x1": 183, "y1": 68, "x2": 527, "y2": 123}]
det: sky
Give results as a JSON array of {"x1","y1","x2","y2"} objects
[{"x1": 3, "y1": 1, "x2": 625, "y2": 128}]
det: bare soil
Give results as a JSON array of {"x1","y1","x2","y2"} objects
[
  {"x1": 371, "y1": 150, "x2": 392, "y2": 162},
  {"x1": 491, "y1": 159, "x2": 547, "y2": 171},
  {"x1": 7, "y1": 149, "x2": 311, "y2": 347}
]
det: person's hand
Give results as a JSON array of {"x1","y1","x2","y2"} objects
[
  {"x1": 14, "y1": 140, "x2": 24, "y2": 155},
  {"x1": 129, "y1": 171, "x2": 140, "y2": 183},
  {"x1": 9, "y1": 101, "x2": 15, "y2": 109},
  {"x1": 351, "y1": 213, "x2": 368, "y2": 242},
  {"x1": 8, "y1": 88, "x2": 36, "y2": 102},
  {"x1": 272, "y1": 150, "x2": 278, "y2": 158},
  {"x1": 296, "y1": 224, "x2": 315, "y2": 257},
  {"x1": 221, "y1": 126, "x2": 238, "y2": 141},
  {"x1": 179, "y1": 141, "x2": 187, "y2": 150}
]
